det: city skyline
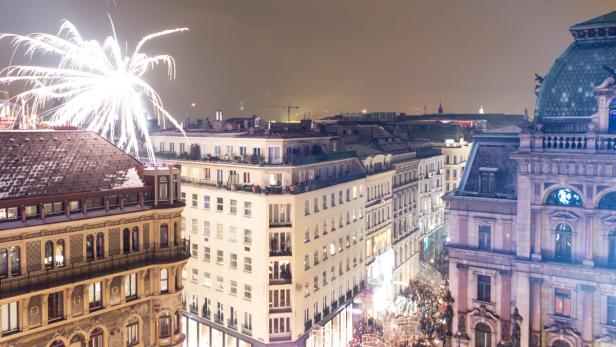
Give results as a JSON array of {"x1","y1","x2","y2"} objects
[{"x1": 0, "y1": 1, "x2": 615, "y2": 121}]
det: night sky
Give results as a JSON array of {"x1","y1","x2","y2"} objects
[{"x1": 1, "y1": 0, "x2": 615, "y2": 121}]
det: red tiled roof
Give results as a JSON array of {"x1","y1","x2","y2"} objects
[{"x1": 0, "y1": 130, "x2": 145, "y2": 201}]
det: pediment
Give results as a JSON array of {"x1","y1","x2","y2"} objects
[{"x1": 548, "y1": 210, "x2": 579, "y2": 222}]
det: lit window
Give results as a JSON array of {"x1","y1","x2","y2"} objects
[
  {"x1": 1, "y1": 302, "x2": 18, "y2": 333},
  {"x1": 125, "y1": 273, "x2": 138, "y2": 299},
  {"x1": 554, "y1": 288, "x2": 571, "y2": 317},
  {"x1": 88, "y1": 282, "x2": 103, "y2": 310},
  {"x1": 126, "y1": 319, "x2": 139, "y2": 346}
]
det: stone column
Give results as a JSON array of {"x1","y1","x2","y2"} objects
[
  {"x1": 529, "y1": 277, "x2": 543, "y2": 347},
  {"x1": 459, "y1": 215, "x2": 468, "y2": 245},
  {"x1": 580, "y1": 285, "x2": 595, "y2": 347},
  {"x1": 83, "y1": 284, "x2": 90, "y2": 314},
  {"x1": 516, "y1": 174, "x2": 532, "y2": 258},
  {"x1": 531, "y1": 209, "x2": 542, "y2": 260},
  {"x1": 41, "y1": 294, "x2": 48, "y2": 325},
  {"x1": 455, "y1": 263, "x2": 469, "y2": 346},
  {"x1": 20, "y1": 297, "x2": 30, "y2": 331},
  {"x1": 103, "y1": 278, "x2": 112, "y2": 307},
  {"x1": 137, "y1": 270, "x2": 146, "y2": 298},
  {"x1": 66, "y1": 287, "x2": 74, "y2": 319},
  {"x1": 499, "y1": 270, "x2": 512, "y2": 346},
  {"x1": 119, "y1": 275, "x2": 126, "y2": 303},
  {"x1": 583, "y1": 213, "x2": 594, "y2": 266}
]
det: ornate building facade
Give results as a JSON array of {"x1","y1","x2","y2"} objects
[
  {"x1": 447, "y1": 11, "x2": 616, "y2": 347},
  {"x1": 0, "y1": 130, "x2": 189, "y2": 347}
]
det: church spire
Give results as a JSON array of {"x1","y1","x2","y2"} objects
[{"x1": 438, "y1": 100, "x2": 443, "y2": 114}]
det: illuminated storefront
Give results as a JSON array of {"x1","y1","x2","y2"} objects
[
  {"x1": 183, "y1": 314, "x2": 252, "y2": 347},
  {"x1": 305, "y1": 304, "x2": 354, "y2": 347}
]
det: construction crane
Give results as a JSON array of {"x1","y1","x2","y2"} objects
[{"x1": 258, "y1": 103, "x2": 300, "y2": 122}]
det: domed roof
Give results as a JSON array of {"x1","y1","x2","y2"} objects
[{"x1": 535, "y1": 11, "x2": 616, "y2": 120}]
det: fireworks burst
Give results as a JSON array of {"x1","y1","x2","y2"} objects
[{"x1": 0, "y1": 19, "x2": 188, "y2": 162}]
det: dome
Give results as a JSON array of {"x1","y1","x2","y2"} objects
[{"x1": 535, "y1": 11, "x2": 616, "y2": 120}]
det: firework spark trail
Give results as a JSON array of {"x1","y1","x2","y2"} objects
[{"x1": 0, "y1": 19, "x2": 188, "y2": 162}]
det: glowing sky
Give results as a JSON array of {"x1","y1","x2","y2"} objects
[{"x1": 1, "y1": 0, "x2": 615, "y2": 121}]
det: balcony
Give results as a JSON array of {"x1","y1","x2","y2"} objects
[
  {"x1": 0, "y1": 240, "x2": 190, "y2": 299},
  {"x1": 269, "y1": 248, "x2": 292, "y2": 257},
  {"x1": 241, "y1": 325, "x2": 252, "y2": 336},
  {"x1": 346, "y1": 290, "x2": 352, "y2": 301},
  {"x1": 269, "y1": 306, "x2": 292, "y2": 314},
  {"x1": 269, "y1": 271, "x2": 292, "y2": 285},
  {"x1": 339, "y1": 296, "x2": 345, "y2": 306},
  {"x1": 201, "y1": 307, "x2": 211, "y2": 320},
  {"x1": 314, "y1": 313, "x2": 322, "y2": 323},
  {"x1": 189, "y1": 303, "x2": 198, "y2": 315},
  {"x1": 323, "y1": 306, "x2": 330, "y2": 317},
  {"x1": 227, "y1": 318, "x2": 238, "y2": 330},
  {"x1": 304, "y1": 319, "x2": 313, "y2": 332},
  {"x1": 214, "y1": 313, "x2": 224, "y2": 325}
]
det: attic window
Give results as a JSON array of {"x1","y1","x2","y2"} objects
[{"x1": 479, "y1": 167, "x2": 497, "y2": 194}]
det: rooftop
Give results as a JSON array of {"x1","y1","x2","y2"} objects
[
  {"x1": 0, "y1": 130, "x2": 145, "y2": 201},
  {"x1": 535, "y1": 11, "x2": 616, "y2": 120}
]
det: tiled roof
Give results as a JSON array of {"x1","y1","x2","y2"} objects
[
  {"x1": 535, "y1": 12, "x2": 616, "y2": 119},
  {"x1": 458, "y1": 133, "x2": 519, "y2": 199},
  {"x1": 571, "y1": 10, "x2": 616, "y2": 30},
  {"x1": 0, "y1": 130, "x2": 145, "y2": 201}
]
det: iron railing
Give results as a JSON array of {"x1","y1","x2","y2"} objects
[{"x1": 0, "y1": 240, "x2": 190, "y2": 299}]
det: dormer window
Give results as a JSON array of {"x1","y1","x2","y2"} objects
[{"x1": 479, "y1": 167, "x2": 497, "y2": 194}]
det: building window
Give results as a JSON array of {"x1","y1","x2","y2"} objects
[
  {"x1": 478, "y1": 225, "x2": 492, "y2": 250},
  {"x1": 89, "y1": 282, "x2": 103, "y2": 310},
  {"x1": 244, "y1": 285, "x2": 252, "y2": 301},
  {"x1": 304, "y1": 200, "x2": 310, "y2": 216},
  {"x1": 191, "y1": 194, "x2": 198, "y2": 208},
  {"x1": 216, "y1": 224, "x2": 223, "y2": 239},
  {"x1": 126, "y1": 319, "x2": 139, "y2": 346},
  {"x1": 159, "y1": 313, "x2": 171, "y2": 338},
  {"x1": 229, "y1": 226, "x2": 237, "y2": 242},
  {"x1": 230, "y1": 280, "x2": 238, "y2": 296},
  {"x1": 555, "y1": 223, "x2": 572, "y2": 262},
  {"x1": 0, "y1": 207, "x2": 18, "y2": 222},
  {"x1": 203, "y1": 195, "x2": 210, "y2": 209},
  {"x1": 217, "y1": 198, "x2": 224, "y2": 212},
  {"x1": 244, "y1": 257, "x2": 252, "y2": 273},
  {"x1": 269, "y1": 204, "x2": 291, "y2": 226},
  {"x1": 477, "y1": 275, "x2": 491, "y2": 302},
  {"x1": 554, "y1": 288, "x2": 571, "y2": 317},
  {"x1": 608, "y1": 296, "x2": 616, "y2": 326},
  {"x1": 230, "y1": 253, "x2": 237, "y2": 269},
  {"x1": 244, "y1": 229, "x2": 252, "y2": 245},
  {"x1": 546, "y1": 188, "x2": 583, "y2": 207},
  {"x1": 160, "y1": 269, "x2": 169, "y2": 293},
  {"x1": 230, "y1": 200, "x2": 237, "y2": 215},
  {"x1": 96, "y1": 233, "x2": 104, "y2": 259},
  {"x1": 203, "y1": 247, "x2": 211, "y2": 262},
  {"x1": 479, "y1": 169, "x2": 496, "y2": 194},
  {"x1": 48, "y1": 292, "x2": 64, "y2": 322},
  {"x1": 132, "y1": 227, "x2": 140, "y2": 251},
  {"x1": 125, "y1": 273, "x2": 138, "y2": 299},
  {"x1": 217, "y1": 250, "x2": 224, "y2": 265},
  {"x1": 44, "y1": 240, "x2": 65, "y2": 269},
  {"x1": 1, "y1": 302, "x2": 18, "y2": 334},
  {"x1": 244, "y1": 202, "x2": 252, "y2": 217},
  {"x1": 475, "y1": 323, "x2": 491, "y2": 347},
  {"x1": 160, "y1": 224, "x2": 169, "y2": 248},
  {"x1": 89, "y1": 328, "x2": 103, "y2": 347},
  {"x1": 609, "y1": 230, "x2": 616, "y2": 266}
]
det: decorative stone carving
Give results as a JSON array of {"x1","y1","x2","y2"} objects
[{"x1": 469, "y1": 304, "x2": 500, "y2": 321}]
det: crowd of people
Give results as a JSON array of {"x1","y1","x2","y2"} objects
[{"x1": 350, "y1": 280, "x2": 453, "y2": 347}]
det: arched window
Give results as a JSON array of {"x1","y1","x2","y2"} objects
[
  {"x1": 86, "y1": 234, "x2": 94, "y2": 261},
  {"x1": 552, "y1": 340, "x2": 570, "y2": 347},
  {"x1": 132, "y1": 227, "x2": 139, "y2": 252},
  {"x1": 89, "y1": 328, "x2": 103, "y2": 347},
  {"x1": 598, "y1": 192, "x2": 616, "y2": 210},
  {"x1": 160, "y1": 224, "x2": 169, "y2": 248},
  {"x1": 126, "y1": 318, "x2": 139, "y2": 346},
  {"x1": 475, "y1": 323, "x2": 491, "y2": 347},
  {"x1": 10, "y1": 246, "x2": 20, "y2": 275},
  {"x1": 55, "y1": 240, "x2": 65, "y2": 267},
  {"x1": 546, "y1": 188, "x2": 583, "y2": 207},
  {"x1": 609, "y1": 230, "x2": 616, "y2": 266},
  {"x1": 160, "y1": 269, "x2": 169, "y2": 293},
  {"x1": 96, "y1": 233, "x2": 104, "y2": 259},
  {"x1": 555, "y1": 223, "x2": 573, "y2": 262},
  {"x1": 123, "y1": 228, "x2": 131, "y2": 254},
  {"x1": 0, "y1": 249, "x2": 7, "y2": 277},
  {"x1": 69, "y1": 334, "x2": 85, "y2": 347},
  {"x1": 159, "y1": 312, "x2": 171, "y2": 338},
  {"x1": 50, "y1": 340, "x2": 65, "y2": 347},
  {"x1": 44, "y1": 241, "x2": 54, "y2": 269}
]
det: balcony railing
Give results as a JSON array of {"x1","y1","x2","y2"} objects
[
  {"x1": 189, "y1": 303, "x2": 198, "y2": 314},
  {"x1": 314, "y1": 313, "x2": 322, "y2": 323},
  {"x1": 304, "y1": 320, "x2": 313, "y2": 333},
  {"x1": 0, "y1": 240, "x2": 190, "y2": 299},
  {"x1": 241, "y1": 325, "x2": 252, "y2": 336},
  {"x1": 201, "y1": 307, "x2": 211, "y2": 320},
  {"x1": 214, "y1": 314, "x2": 224, "y2": 325},
  {"x1": 269, "y1": 248, "x2": 292, "y2": 257},
  {"x1": 227, "y1": 318, "x2": 238, "y2": 330},
  {"x1": 155, "y1": 150, "x2": 358, "y2": 167}
]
